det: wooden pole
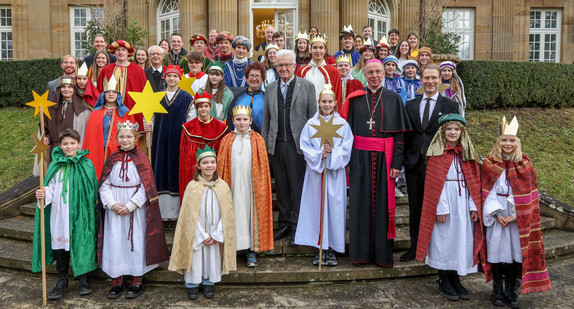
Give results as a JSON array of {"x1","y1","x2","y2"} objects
[
  {"x1": 318, "y1": 166, "x2": 327, "y2": 271},
  {"x1": 146, "y1": 131, "x2": 152, "y2": 163},
  {"x1": 39, "y1": 107, "x2": 47, "y2": 307}
]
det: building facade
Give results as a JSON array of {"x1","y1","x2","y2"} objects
[{"x1": 0, "y1": 0, "x2": 572, "y2": 63}]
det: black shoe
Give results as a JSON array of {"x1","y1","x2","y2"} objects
[
  {"x1": 448, "y1": 271, "x2": 469, "y2": 300},
  {"x1": 325, "y1": 248, "x2": 338, "y2": 266},
  {"x1": 107, "y1": 277, "x2": 124, "y2": 299},
  {"x1": 505, "y1": 277, "x2": 519, "y2": 308},
  {"x1": 437, "y1": 270, "x2": 459, "y2": 301},
  {"x1": 48, "y1": 275, "x2": 68, "y2": 300},
  {"x1": 78, "y1": 274, "x2": 93, "y2": 296},
  {"x1": 274, "y1": 225, "x2": 291, "y2": 241},
  {"x1": 491, "y1": 280, "x2": 505, "y2": 306},
  {"x1": 125, "y1": 276, "x2": 145, "y2": 299},
  {"x1": 187, "y1": 287, "x2": 199, "y2": 300},
  {"x1": 288, "y1": 231, "x2": 296, "y2": 247},
  {"x1": 399, "y1": 248, "x2": 416, "y2": 262},
  {"x1": 203, "y1": 285, "x2": 215, "y2": 298},
  {"x1": 312, "y1": 250, "x2": 326, "y2": 266}
]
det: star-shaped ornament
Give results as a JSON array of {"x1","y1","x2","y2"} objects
[
  {"x1": 128, "y1": 81, "x2": 168, "y2": 122},
  {"x1": 310, "y1": 116, "x2": 344, "y2": 147},
  {"x1": 178, "y1": 76, "x2": 196, "y2": 95},
  {"x1": 25, "y1": 90, "x2": 57, "y2": 119},
  {"x1": 416, "y1": 83, "x2": 450, "y2": 95},
  {"x1": 30, "y1": 133, "x2": 50, "y2": 163},
  {"x1": 251, "y1": 48, "x2": 265, "y2": 62}
]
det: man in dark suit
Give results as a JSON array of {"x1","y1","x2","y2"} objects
[
  {"x1": 144, "y1": 45, "x2": 167, "y2": 92},
  {"x1": 262, "y1": 49, "x2": 317, "y2": 246},
  {"x1": 401, "y1": 64, "x2": 459, "y2": 262},
  {"x1": 82, "y1": 34, "x2": 117, "y2": 68}
]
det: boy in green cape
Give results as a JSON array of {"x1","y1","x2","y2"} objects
[{"x1": 32, "y1": 129, "x2": 99, "y2": 300}]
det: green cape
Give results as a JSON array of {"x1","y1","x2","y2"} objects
[{"x1": 32, "y1": 147, "x2": 99, "y2": 276}]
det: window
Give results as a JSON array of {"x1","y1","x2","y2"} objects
[
  {"x1": 251, "y1": 0, "x2": 297, "y2": 50},
  {"x1": 70, "y1": 6, "x2": 103, "y2": 59},
  {"x1": 442, "y1": 8, "x2": 475, "y2": 60},
  {"x1": 0, "y1": 6, "x2": 12, "y2": 60},
  {"x1": 157, "y1": 0, "x2": 180, "y2": 41},
  {"x1": 368, "y1": 0, "x2": 390, "y2": 41},
  {"x1": 529, "y1": 10, "x2": 561, "y2": 62}
]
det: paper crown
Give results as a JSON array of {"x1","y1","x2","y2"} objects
[
  {"x1": 59, "y1": 77, "x2": 75, "y2": 86},
  {"x1": 310, "y1": 34, "x2": 328, "y2": 46},
  {"x1": 339, "y1": 25, "x2": 355, "y2": 40},
  {"x1": 196, "y1": 145, "x2": 217, "y2": 162},
  {"x1": 319, "y1": 83, "x2": 336, "y2": 99},
  {"x1": 103, "y1": 75, "x2": 118, "y2": 92},
  {"x1": 164, "y1": 63, "x2": 183, "y2": 78},
  {"x1": 194, "y1": 91, "x2": 213, "y2": 105},
  {"x1": 336, "y1": 54, "x2": 352, "y2": 65},
  {"x1": 360, "y1": 37, "x2": 376, "y2": 52},
  {"x1": 208, "y1": 61, "x2": 225, "y2": 73},
  {"x1": 232, "y1": 105, "x2": 252, "y2": 118},
  {"x1": 378, "y1": 35, "x2": 390, "y2": 49},
  {"x1": 295, "y1": 31, "x2": 309, "y2": 42},
  {"x1": 499, "y1": 116, "x2": 519, "y2": 137},
  {"x1": 77, "y1": 62, "x2": 89, "y2": 77},
  {"x1": 117, "y1": 119, "x2": 139, "y2": 131},
  {"x1": 265, "y1": 43, "x2": 280, "y2": 52}
]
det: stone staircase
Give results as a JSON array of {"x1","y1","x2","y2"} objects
[{"x1": 1, "y1": 188, "x2": 573, "y2": 285}]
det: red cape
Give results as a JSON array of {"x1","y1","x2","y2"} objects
[
  {"x1": 82, "y1": 81, "x2": 100, "y2": 108},
  {"x1": 339, "y1": 89, "x2": 366, "y2": 120},
  {"x1": 296, "y1": 63, "x2": 343, "y2": 111},
  {"x1": 482, "y1": 154, "x2": 551, "y2": 294},
  {"x1": 178, "y1": 117, "x2": 227, "y2": 197},
  {"x1": 343, "y1": 79, "x2": 364, "y2": 103},
  {"x1": 97, "y1": 147, "x2": 169, "y2": 266}
]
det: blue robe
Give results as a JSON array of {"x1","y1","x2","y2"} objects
[
  {"x1": 224, "y1": 58, "x2": 253, "y2": 88},
  {"x1": 151, "y1": 88, "x2": 193, "y2": 194},
  {"x1": 403, "y1": 77, "x2": 423, "y2": 102},
  {"x1": 333, "y1": 49, "x2": 361, "y2": 66},
  {"x1": 384, "y1": 75, "x2": 407, "y2": 104},
  {"x1": 226, "y1": 89, "x2": 265, "y2": 133}
]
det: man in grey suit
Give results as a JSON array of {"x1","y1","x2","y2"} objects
[
  {"x1": 262, "y1": 49, "x2": 317, "y2": 246},
  {"x1": 46, "y1": 55, "x2": 77, "y2": 101}
]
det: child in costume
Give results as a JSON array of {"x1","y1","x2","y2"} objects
[
  {"x1": 351, "y1": 37, "x2": 376, "y2": 86},
  {"x1": 440, "y1": 61, "x2": 467, "y2": 116},
  {"x1": 482, "y1": 116, "x2": 551, "y2": 308},
  {"x1": 194, "y1": 61, "x2": 234, "y2": 122},
  {"x1": 217, "y1": 105, "x2": 274, "y2": 267},
  {"x1": 294, "y1": 84, "x2": 353, "y2": 266},
  {"x1": 75, "y1": 62, "x2": 100, "y2": 107},
  {"x1": 401, "y1": 60, "x2": 422, "y2": 101},
  {"x1": 98, "y1": 120, "x2": 169, "y2": 299},
  {"x1": 169, "y1": 146, "x2": 236, "y2": 300},
  {"x1": 415, "y1": 114, "x2": 484, "y2": 301},
  {"x1": 179, "y1": 91, "x2": 228, "y2": 197},
  {"x1": 382, "y1": 55, "x2": 407, "y2": 104},
  {"x1": 32, "y1": 129, "x2": 99, "y2": 300}
]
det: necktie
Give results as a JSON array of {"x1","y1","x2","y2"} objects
[
  {"x1": 422, "y1": 97, "x2": 431, "y2": 130},
  {"x1": 282, "y1": 83, "x2": 288, "y2": 102},
  {"x1": 153, "y1": 70, "x2": 161, "y2": 79}
]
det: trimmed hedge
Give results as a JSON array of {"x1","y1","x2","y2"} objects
[
  {"x1": 0, "y1": 58, "x2": 573, "y2": 109},
  {"x1": 457, "y1": 60, "x2": 574, "y2": 109},
  {"x1": 0, "y1": 58, "x2": 61, "y2": 107}
]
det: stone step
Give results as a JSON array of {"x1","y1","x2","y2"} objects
[{"x1": 1, "y1": 227, "x2": 573, "y2": 284}]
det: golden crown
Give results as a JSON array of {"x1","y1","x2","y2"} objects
[
  {"x1": 310, "y1": 34, "x2": 328, "y2": 45},
  {"x1": 336, "y1": 54, "x2": 353, "y2": 64},
  {"x1": 117, "y1": 120, "x2": 139, "y2": 131},
  {"x1": 499, "y1": 116, "x2": 519, "y2": 137},
  {"x1": 232, "y1": 105, "x2": 252, "y2": 118},
  {"x1": 295, "y1": 31, "x2": 309, "y2": 42},
  {"x1": 103, "y1": 75, "x2": 118, "y2": 92},
  {"x1": 265, "y1": 43, "x2": 280, "y2": 51},
  {"x1": 319, "y1": 84, "x2": 336, "y2": 99}
]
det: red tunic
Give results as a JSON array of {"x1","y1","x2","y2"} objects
[
  {"x1": 296, "y1": 63, "x2": 343, "y2": 111},
  {"x1": 82, "y1": 81, "x2": 100, "y2": 108},
  {"x1": 342, "y1": 79, "x2": 364, "y2": 105},
  {"x1": 178, "y1": 116, "x2": 227, "y2": 196}
]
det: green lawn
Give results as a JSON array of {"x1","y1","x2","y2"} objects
[{"x1": 0, "y1": 106, "x2": 573, "y2": 205}]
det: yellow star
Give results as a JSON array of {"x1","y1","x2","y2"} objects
[
  {"x1": 416, "y1": 83, "x2": 450, "y2": 95},
  {"x1": 30, "y1": 133, "x2": 50, "y2": 163},
  {"x1": 310, "y1": 115, "x2": 344, "y2": 147},
  {"x1": 178, "y1": 76, "x2": 196, "y2": 96},
  {"x1": 128, "y1": 81, "x2": 168, "y2": 122},
  {"x1": 25, "y1": 90, "x2": 57, "y2": 119}
]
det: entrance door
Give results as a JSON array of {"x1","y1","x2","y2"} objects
[{"x1": 275, "y1": 9, "x2": 296, "y2": 50}]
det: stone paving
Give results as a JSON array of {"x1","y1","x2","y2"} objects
[{"x1": 1, "y1": 255, "x2": 572, "y2": 308}]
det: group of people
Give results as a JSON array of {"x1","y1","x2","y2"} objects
[{"x1": 31, "y1": 24, "x2": 549, "y2": 307}]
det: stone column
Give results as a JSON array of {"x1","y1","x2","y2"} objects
[
  {"x1": 310, "y1": 0, "x2": 339, "y2": 53},
  {"x1": 340, "y1": 0, "x2": 368, "y2": 34},
  {"x1": 298, "y1": 0, "x2": 310, "y2": 33},
  {"x1": 209, "y1": 0, "x2": 238, "y2": 35},
  {"x1": 180, "y1": 0, "x2": 207, "y2": 43},
  {"x1": 126, "y1": 0, "x2": 149, "y2": 45},
  {"x1": 491, "y1": 0, "x2": 513, "y2": 60},
  {"x1": 237, "y1": 0, "x2": 249, "y2": 37},
  {"x1": 397, "y1": 0, "x2": 420, "y2": 37},
  {"x1": 23, "y1": 0, "x2": 51, "y2": 59}
]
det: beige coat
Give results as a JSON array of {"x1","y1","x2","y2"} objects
[{"x1": 168, "y1": 176, "x2": 237, "y2": 275}]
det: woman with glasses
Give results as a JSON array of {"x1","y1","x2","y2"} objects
[{"x1": 226, "y1": 63, "x2": 266, "y2": 133}]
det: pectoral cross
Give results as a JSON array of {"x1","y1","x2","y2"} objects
[{"x1": 367, "y1": 118, "x2": 375, "y2": 130}]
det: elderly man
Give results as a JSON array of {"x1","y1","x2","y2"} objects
[
  {"x1": 206, "y1": 29, "x2": 219, "y2": 59},
  {"x1": 255, "y1": 25, "x2": 275, "y2": 52},
  {"x1": 400, "y1": 64, "x2": 459, "y2": 262},
  {"x1": 47, "y1": 55, "x2": 78, "y2": 100},
  {"x1": 82, "y1": 34, "x2": 117, "y2": 69},
  {"x1": 144, "y1": 45, "x2": 167, "y2": 92},
  {"x1": 262, "y1": 49, "x2": 317, "y2": 246},
  {"x1": 339, "y1": 59, "x2": 411, "y2": 267}
]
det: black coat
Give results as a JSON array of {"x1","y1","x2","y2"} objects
[{"x1": 144, "y1": 66, "x2": 167, "y2": 92}]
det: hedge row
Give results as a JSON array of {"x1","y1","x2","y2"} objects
[{"x1": 0, "y1": 58, "x2": 573, "y2": 109}]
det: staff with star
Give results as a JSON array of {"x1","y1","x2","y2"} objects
[{"x1": 293, "y1": 84, "x2": 354, "y2": 270}]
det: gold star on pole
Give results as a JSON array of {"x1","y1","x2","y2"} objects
[
  {"x1": 30, "y1": 133, "x2": 50, "y2": 163},
  {"x1": 178, "y1": 76, "x2": 197, "y2": 96},
  {"x1": 128, "y1": 81, "x2": 168, "y2": 123},
  {"x1": 416, "y1": 83, "x2": 450, "y2": 95},
  {"x1": 25, "y1": 90, "x2": 56, "y2": 119},
  {"x1": 310, "y1": 116, "x2": 344, "y2": 146}
]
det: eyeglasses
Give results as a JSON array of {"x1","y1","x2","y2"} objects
[
  {"x1": 149, "y1": 52, "x2": 162, "y2": 56},
  {"x1": 248, "y1": 74, "x2": 262, "y2": 79},
  {"x1": 276, "y1": 63, "x2": 294, "y2": 69}
]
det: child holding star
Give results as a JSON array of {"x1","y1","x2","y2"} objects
[
  {"x1": 294, "y1": 84, "x2": 353, "y2": 266},
  {"x1": 169, "y1": 146, "x2": 236, "y2": 300},
  {"x1": 32, "y1": 129, "x2": 99, "y2": 300},
  {"x1": 217, "y1": 105, "x2": 274, "y2": 267}
]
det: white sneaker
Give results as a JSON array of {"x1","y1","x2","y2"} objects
[{"x1": 395, "y1": 187, "x2": 405, "y2": 197}]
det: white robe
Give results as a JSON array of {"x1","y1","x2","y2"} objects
[
  {"x1": 230, "y1": 131, "x2": 254, "y2": 251},
  {"x1": 303, "y1": 61, "x2": 327, "y2": 106},
  {"x1": 99, "y1": 160, "x2": 158, "y2": 278},
  {"x1": 184, "y1": 183, "x2": 225, "y2": 284},
  {"x1": 184, "y1": 73, "x2": 208, "y2": 96},
  {"x1": 39, "y1": 169, "x2": 70, "y2": 251},
  {"x1": 294, "y1": 113, "x2": 353, "y2": 252},
  {"x1": 425, "y1": 160, "x2": 478, "y2": 276},
  {"x1": 483, "y1": 169, "x2": 522, "y2": 263}
]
